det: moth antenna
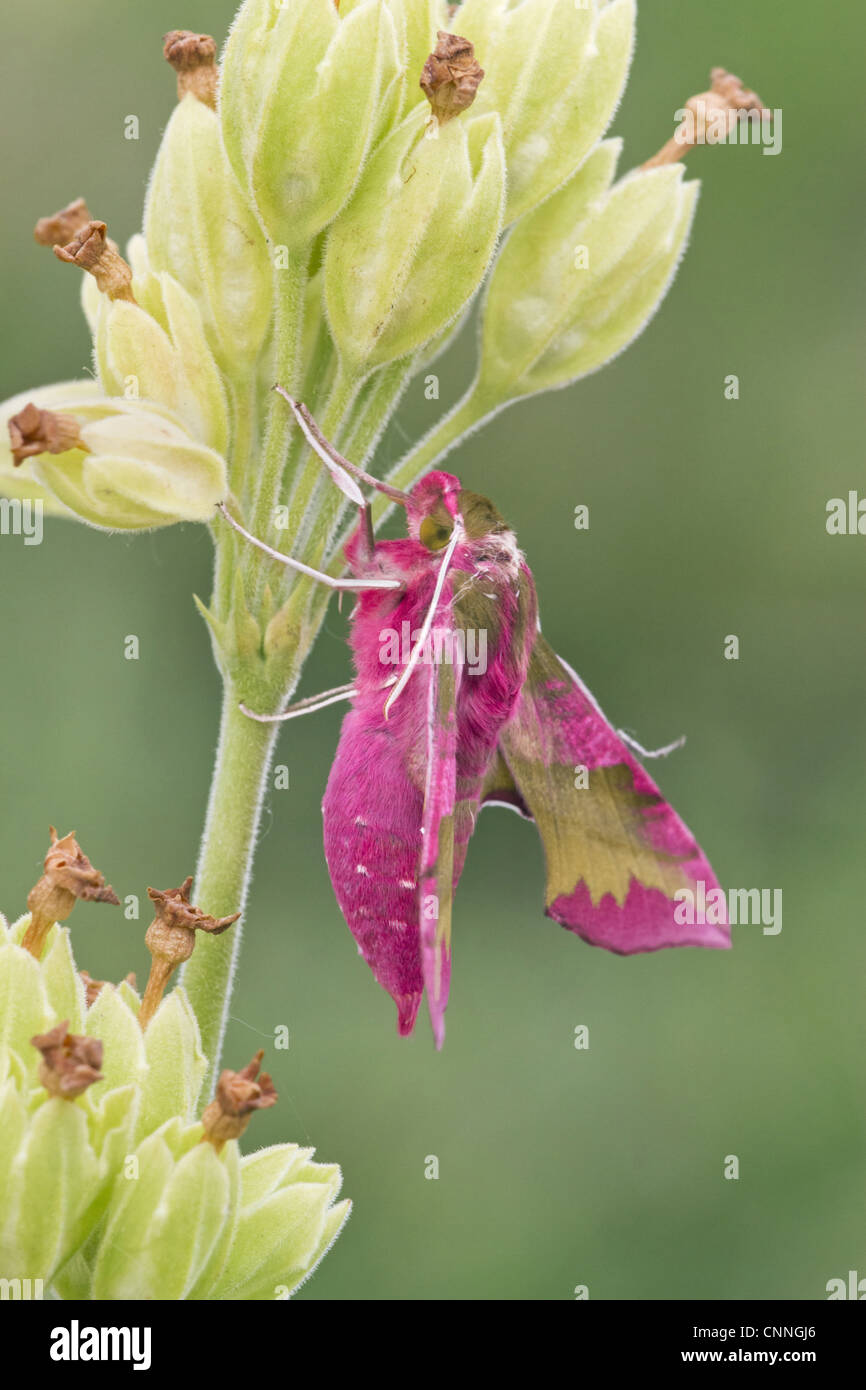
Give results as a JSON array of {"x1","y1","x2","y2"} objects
[
  {"x1": 383, "y1": 523, "x2": 462, "y2": 720},
  {"x1": 618, "y1": 730, "x2": 686, "y2": 759},
  {"x1": 274, "y1": 387, "x2": 412, "y2": 506}
]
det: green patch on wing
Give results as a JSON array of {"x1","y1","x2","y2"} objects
[{"x1": 498, "y1": 636, "x2": 692, "y2": 908}]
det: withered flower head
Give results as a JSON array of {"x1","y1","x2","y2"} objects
[
  {"x1": 31, "y1": 1020, "x2": 104, "y2": 1099},
  {"x1": 645, "y1": 67, "x2": 770, "y2": 168},
  {"x1": 682, "y1": 67, "x2": 770, "y2": 136},
  {"x1": 8, "y1": 402, "x2": 85, "y2": 468},
  {"x1": 163, "y1": 30, "x2": 218, "y2": 109},
  {"x1": 201, "y1": 1049, "x2": 278, "y2": 1150},
  {"x1": 33, "y1": 197, "x2": 93, "y2": 248},
  {"x1": 80, "y1": 969, "x2": 137, "y2": 1009},
  {"x1": 139, "y1": 877, "x2": 240, "y2": 1029},
  {"x1": 420, "y1": 31, "x2": 484, "y2": 125},
  {"x1": 706, "y1": 67, "x2": 767, "y2": 114},
  {"x1": 147, "y1": 876, "x2": 239, "y2": 949},
  {"x1": 23, "y1": 827, "x2": 119, "y2": 958},
  {"x1": 53, "y1": 221, "x2": 135, "y2": 302}
]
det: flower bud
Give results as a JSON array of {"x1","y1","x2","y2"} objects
[
  {"x1": 95, "y1": 272, "x2": 229, "y2": 453},
  {"x1": 133, "y1": 989, "x2": 207, "y2": 1141},
  {"x1": 385, "y1": 0, "x2": 441, "y2": 120},
  {"x1": 0, "y1": 1077, "x2": 104, "y2": 1283},
  {"x1": 41, "y1": 926, "x2": 87, "y2": 1033},
  {"x1": 0, "y1": 930, "x2": 133, "y2": 1285},
  {"x1": 56, "y1": 414, "x2": 225, "y2": 529},
  {"x1": 220, "y1": 0, "x2": 401, "y2": 247},
  {"x1": 324, "y1": 107, "x2": 505, "y2": 371},
  {"x1": 90, "y1": 1117, "x2": 237, "y2": 1300},
  {"x1": 210, "y1": 1143, "x2": 350, "y2": 1300},
  {"x1": 1, "y1": 387, "x2": 228, "y2": 530},
  {"x1": 144, "y1": 95, "x2": 272, "y2": 376},
  {"x1": 0, "y1": 382, "x2": 94, "y2": 515},
  {"x1": 1, "y1": 896, "x2": 349, "y2": 1298},
  {"x1": 459, "y1": 0, "x2": 635, "y2": 224},
  {"x1": 475, "y1": 141, "x2": 698, "y2": 406}
]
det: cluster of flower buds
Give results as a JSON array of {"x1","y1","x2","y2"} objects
[
  {"x1": 0, "y1": 0, "x2": 764, "y2": 555},
  {"x1": 0, "y1": 828, "x2": 349, "y2": 1299}
]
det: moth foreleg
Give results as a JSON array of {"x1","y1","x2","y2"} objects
[
  {"x1": 240, "y1": 675, "x2": 397, "y2": 724},
  {"x1": 240, "y1": 684, "x2": 357, "y2": 724},
  {"x1": 275, "y1": 389, "x2": 411, "y2": 507},
  {"x1": 218, "y1": 503, "x2": 400, "y2": 592}
]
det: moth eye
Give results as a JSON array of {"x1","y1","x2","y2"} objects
[{"x1": 419, "y1": 516, "x2": 453, "y2": 551}]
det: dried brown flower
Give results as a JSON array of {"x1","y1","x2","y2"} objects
[
  {"x1": 201, "y1": 1050, "x2": 277, "y2": 1150},
  {"x1": 53, "y1": 221, "x2": 135, "y2": 302},
  {"x1": 33, "y1": 198, "x2": 93, "y2": 248},
  {"x1": 22, "y1": 828, "x2": 119, "y2": 958},
  {"x1": 31, "y1": 1020, "x2": 104, "y2": 1099},
  {"x1": 8, "y1": 403, "x2": 85, "y2": 468},
  {"x1": 163, "y1": 30, "x2": 218, "y2": 109},
  {"x1": 644, "y1": 68, "x2": 770, "y2": 169},
  {"x1": 420, "y1": 31, "x2": 484, "y2": 125},
  {"x1": 138, "y1": 877, "x2": 239, "y2": 1029},
  {"x1": 80, "y1": 970, "x2": 137, "y2": 1009}
]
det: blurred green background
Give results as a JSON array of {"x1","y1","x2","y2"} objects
[{"x1": 1, "y1": 1, "x2": 863, "y2": 1300}]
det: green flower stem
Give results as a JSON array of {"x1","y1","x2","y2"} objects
[
  {"x1": 374, "y1": 383, "x2": 491, "y2": 524},
  {"x1": 317, "y1": 358, "x2": 415, "y2": 574},
  {"x1": 246, "y1": 253, "x2": 307, "y2": 568},
  {"x1": 343, "y1": 356, "x2": 415, "y2": 462},
  {"x1": 181, "y1": 681, "x2": 280, "y2": 1101},
  {"x1": 228, "y1": 377, "x2": 258, "y2": 502},
  {"x1": 279, "y1": 364, "x2": 360, "y2": 562}
]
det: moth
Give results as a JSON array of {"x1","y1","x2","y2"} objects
[{"x1": 225, "y1": 394, "x2": 729, "y2": 1048}]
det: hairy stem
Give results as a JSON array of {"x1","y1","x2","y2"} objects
[
  {"x1": 247, "y1": 253, "x2": 307, "y2": 580},
  {"x1": 181, "y1": 682, "x2": 279, "y2": 1100}
]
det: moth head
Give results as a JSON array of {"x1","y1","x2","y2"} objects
[
  {"x1": 408, "y1": 471, "x2": 462, "y2": 551},
  {"x1": 457, "y1": 489, "x2": 509, "y2": 542}
]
